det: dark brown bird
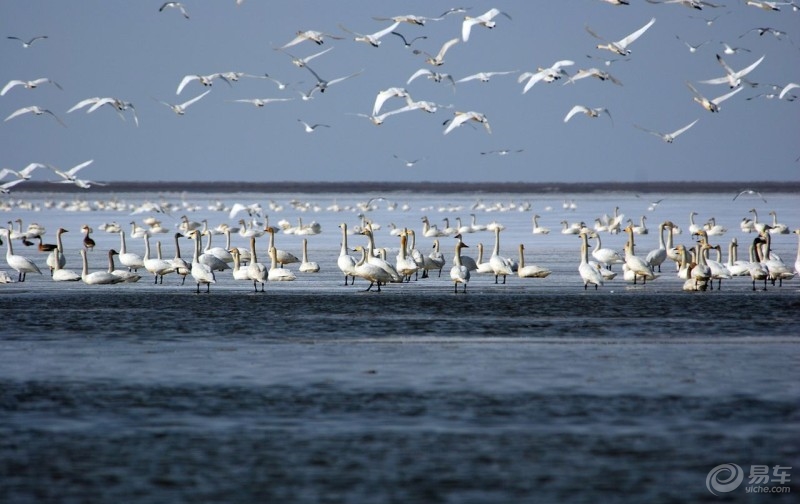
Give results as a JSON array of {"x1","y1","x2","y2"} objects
[{"x1": 81, "y1": 224, "x2": 95, "y2": 250}]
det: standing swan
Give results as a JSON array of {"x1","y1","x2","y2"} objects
[
  {"x1": 353, "y1": 245, "x2": 392, "y2": 292},
  {"x1": 52, "y1": 245, "x2": 81, "y2": 282},
  {"x1": 337, "y1": 223, "x2": 357, "y2": 285},
  {"x1": 46, "y1": 227, "x2": 68, "y2": 275},
  {"x1": 579, "y1": 232, "x2": 604, "y2": 290},
  {"x1": 118, "y1": 230, "x2": 144, "y2": 272},
  {"x1": 517, "y1": 243, "x2": 552, "y2": 279},
  {"x1": 268, "y1": 246, "x2": 296, "y2": 282},
  {"x1": 3, "y1": 226, "x2": 41, "y2": 281},
  {"x1": 450, "y1": 238, "x2": 470, "y2": 293},
  {"x1": 171, "y1": 232, "x2": 191, "y2": 285},
  {"x1": 489, "y1": 226, "x2": 513, "y2": 284},
  {"x1": 246, "y1": 236, "x2": 268, "y2": 291},
  {"x1": 187, "y1": 230, "x2": 215, "y2": 293}
]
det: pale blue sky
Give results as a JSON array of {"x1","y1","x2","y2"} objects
[{"x1": 1, "y1": 1, "x2": 798, "y2": 183}]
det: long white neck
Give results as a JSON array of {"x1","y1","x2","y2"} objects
[
  {"x1": 250, "y1": 237, "x2": 259, "y2": 264},
  {"x1": 492, "y1": 227, "x2": 501, "y2": 256},
  {"x1": 81, "y1": 249, "x2": 89, "y2": 277},
  {"x1": 143, "y1": 234, "x2": 151, "y2": 260},
  {"x1": 339, "y1": 224, "x2": 349, "y2": 256}
]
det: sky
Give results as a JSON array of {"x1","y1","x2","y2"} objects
[{"x1": 1, "y1": 1, "x2": 798, "y2": 184}]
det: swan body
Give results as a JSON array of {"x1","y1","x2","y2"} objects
[
  {"x1": 187, "y1": 230, "x2": 215, "y2": 293},
  {"x1": 337, "y1": 223, "x2": 358, "y2": 285},
  {"x1": 80, "y1": 249, "x2": 123, "y2": 285},
  {"x1": 268, "y1": 246, "x2": 296, "y2": 281},
  {"x1": 586, "y1": 17, "x2": 655, "y2": 56},
  {"x1": 143, "y1": 234, "x2": 174, "y2": 284},
  {"x1": 51, "y1": 241, "x2": 80, "y2": 282},
  {"x1": 229, "y1": 248, "x2": 252, "y2": 281},
  {"x1": 395, "y1": 233, "x2": 419, "y2": 281},
  {"x1": 579, "y1": 233, "x2": 604, "y2": 290},
  {"x1": 686, "y1": 81, "x2": 743, "y2": 112},
  {"x1": 118, "y1": 230, "x2": 144, "y2": 272},
  {"x1": 298, "y1": 238, "x2": 320, "y2": 273},
  {"x1": 623, "y1": 225, "x2": 657, "y2": 284},
  {"x1": 450, "y1": 239, "x2": 471, "y2": 293},
  {"x1": 590, "y1": 232, "x2": 624, "y2": 269},
  {"x1": 107, "y1": 249, "x2": 141, "y2": 282},
  {"x1": 3, "y1": 227, "x2": 41, "y2": 281},
  {"x1": 157, "y1": 89, "x2": 210, "y2": 115},
  {"x1": 443, "y1": 110, "x2": 491, "y2": 135},
  {"x1": 5, "y1": 105, "x2": 66, "y2": 127},
  {"x1": 462, "y1": 8, "x2": 511, "y2": 42},
  {"x1": 634, "y1": 119, "x2": 698, "y2": 143},
  {"x1": 246, "y1": 237, "x2": 268, "y2": 291},
  {"x1": 353, "y1": 246, "x2": 392, "y2": 291},
  {"x1": 46, "y1": 227, "x2": 68, "y2": 275},
  {"x1": 699, "y1": 54, "x2": 765, "y2": 89},
  {"x1": 517, "y1": 244, "x2": 551, "y2": 278},
  {"x1": 423, "y1": 239, "x2": 446, "y2": 278},
  {"x1": 563, "y1": 105, "x2": 612, "y2": 124},
  {"x1": 489, "y1": 227, "x2": 513, "y2": 284}
]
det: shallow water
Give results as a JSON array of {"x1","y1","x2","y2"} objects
[{"x1": 1, "y1": 189, "x2": 799, "y2": 502}]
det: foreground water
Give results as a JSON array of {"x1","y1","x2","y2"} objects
[{"x1": 1, "y1": 189, "x2": 799, "y2": 502}]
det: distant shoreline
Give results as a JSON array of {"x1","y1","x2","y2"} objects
[{"x1": 9, "y1": 180, "x2": 800, "y2": 194}]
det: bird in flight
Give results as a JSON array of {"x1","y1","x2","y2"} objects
[
  {"x1": 634, "y1": 119, "x2": 698, "y2": 143},
  {"x1": 298, "y1": 119, "x2": 330, "y2": 133},
  {"x1": 390, "y1": 31, "x2": 427, "y2": 48},
  {"x1": 564, "y1": 105, "x2": 613, "y2": 125},
  {"x1": 1, "y1": 77, "x2": 62, "y2": 96},
  {"x1": 5, "y1": 106, "x2": 67, "y2": 127},
  {"x1": 159, "y1": 2, "x2": 189, "y2": 19},
  {"x1": 461, "y1": 8, "x2": 512, "y2": 42},
  {"x1": 7, "y1": 35, "x2": 48, "y2": 48},
  {"x1": 733, "y1": 189, "x2": 767, "y2": 203},
  {"x1": 156, "y1": 90, "x2": 211, "y2": 115},
  {"x1": 586, "y1": 17, "x2": 656, "y2": 56},
  {"x1": 686, "y1": 81, "x2": 743, "y2": 112}
]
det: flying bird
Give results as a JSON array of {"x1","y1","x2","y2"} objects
[
  {"x1": 156, "y1": 89, "x2": 211, "y2": 115},
  {"x1": 1, "y1": 78, "x2": 62, "y2": 96},
  {"x1": 699, "y1": 54, "x2": 765, "y2": 88},
  {"x1": 339, "y1": 21, "x2": 400, "y2": 47},
  {"x1": 1, "y1": 178, "x2": 27, "y2": 194},
  {"x1": 518, "y1": 60, "x2": 574, "y2": 93},
  {"x1": 302, "y1": 65, "x2": 363, "y2": 94},
  {"x1": 390, "y1": 31, "x2": 427, "y2": 48},
  {"x1": 406, "y1": 68, "x2": 456, "y2": 88},
  {"x1": 443, "y1": 111, "x2": 491, "y2": 135},
  {"x1": 720, "y1": 42, "x2": 751, "y2": 55},
  {"x1": 455, "y1": 70, "x2": 518, "y2": 84},
  {"x1": 675, "y1": 35, "x2": 711, "y2": 53},
  {"x1": 67, "y1": 97, "x2": 138, "y2": 126},
  {"x1": 564, "y1": 67, "x2": 622, "y2": 86},
  {"x1": 372, "y1": 87, "x2": 411, "y2": 116},
  {"x1": 5, "y1": 106, "x2": 67, "y2": 127},
  {"x1": 586, "y1": 17, "x2": 656, "y2": 55},
  {"x1": 7, "y1": 35, "x2": 48, "y2": 48},
  {"x1": 350, "y1": 103, "x2": 420, "y2": 126},
  {"x1": 461, "y1": 8, "x2": 512, "y2": 42},
  {"x1": 0, "y1": 163, "x2": 46, "y2": 181},
  {"x1": 277, "y1": 46, "x2": 333, "y2": 67},
  {"x1": 227, "y1": 98, "x2": 293, "y2": 107},
  {"x1": 686, "y1": 81, "x2": 743, "y2": 112},
  {"x1": 564, "y1": 105, "x2": 613, "y2": 124},
  {"x1": 779, "y1": 82, "x2": 799, "y2": 100},
  {"x1": 278, "y1": 30, "x2": 344, "y2": 49},
  {"x1": 733, "y1": 189, "x2": 767, "y2": 203},
  {"x1": 393, "y1": 155, "x2": 426, "y2": 167},
  {"x1": 48, "y1": 159, "x2": 101, "y2": 188},
  {"x1": 634, "y1": 119, "x2": 698, "y2": 143},
  {"x1": 298, "y1": 119, "x2": 330, "y2": 133},
  {"x1": 481, "y1": 149, "x2": 523, "y2": 156},
  {"x1": 419, "y1": 37, "x2": 460, "y2": 66},
  {"x1": 159, "y1": 2, "x2": 189, "y2": 19},
  {"x1": 176, "y1": 73, "x2": 230, "y2": 95}
]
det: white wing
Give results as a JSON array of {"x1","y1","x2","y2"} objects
[
  {"x1": 68, "y1": 97, "x2": 103, "y2": 113},
  {"x1": 779, "y1": 82, "x2": 799, "y2": 100},
  {"x1": 1, "y1": 80, "x2": 25, "y2": 96},
  {"x1": 564, "y1": 105, "x2": 588, "y2": 123},
  {"x1": 407, "y1": 68, "x2": 432, "y2": 85},
  {"x1": 617, "y1": 17, "x2": 656, "y2": 50},
  {"x1": 711, "y1": 86, "x2": 743, "y2": 105},
  {"x1": 176, "y1": 75, "x2": 200, "y2": 95},
  {"x1": 5, "y1": 106, "x2": 37, "y2": 121},
  {"x1": 179, "y1": 89, "x2": 211, "y2": 109},
  {"x1": 670, "y1": 119, "x2": 698, "y2": 138},
  {"x1": 64, "y1": 159, "x2": 94, "y2": 177},
  {"x1": 436, "y1": 37, "x2": 460, "y2": 60}
]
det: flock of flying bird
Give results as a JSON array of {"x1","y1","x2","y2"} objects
[{"x1": 1, "y1": 1, "x2": 798, "y2": 188}]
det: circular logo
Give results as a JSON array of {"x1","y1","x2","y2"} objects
[{"x1": 706, "y1": 463, "x2": 744, "y2": 495}]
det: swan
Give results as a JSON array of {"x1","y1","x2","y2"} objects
[
  {"x1": 645, "y1": 221, "x2": 669, "y2": 272},
  {"x1": 245, "y1": 236, "x2": 268, "y2": 291},
  {"x1": 686, "y1": 81, "x2": 743, "y2": 112},
  {"x1": 518, "y1": 60, "x2": 575, "y2": 93},
  {"x1": 450, "y1": 238, "x2": 471, "y2": 293},
  {"x1": 423, "y1": 238, "x2": 446, "y2": 278},
  {"x1": 79, "y1": 249, "x2": 123, "y2": 285},
  {"x1": 421, "y1": 216, "x2": 443, "y2": 238},
  {"x1": 725, "y1": 238, "x2": 751, "y2": 277},
  {"x1": 3, "y1": 227, "x2": 41, "y2": 281},
  {"x1": 705, "y1": 245, "x2": 732, "y2": 290},
  {"x1": 579, "y1": 233, "x2": 604, "y2": 290},
  {"x1": 699, "y1": 54, "x2": 765, "y2": 89},
  {"x1": 143, "y1": 234, "x2": 174, "y2": 284},
  {"x1": 277, "y1": 30, "x2": 344, "y2": 50},
  {"x1": 461, "y1": 8, "x2": 511, "y2": 42},
  {"x1": 704, "y1": 217, "x2": 727, "y2": 236},
  {"x1": 5, "y1": 105, "x2": 66, "y2": 127},
  {"x1": 360, "y1": 228, "x2": 402, "y2": 282},
  {"x1": 794, "y1": 229, "x2": 800, "y2": 278},
  {"x1": 488, "y1": 227, "x2": 513, "y2": 284},
  {"x1": 747, "y1": 236, "x2": 770, "y2": 290},
  {"x1": 441, "y1": 218, "x2": 457, "y2": 236},
  {"x1": 443, "y1": 110, "x2": 491, "y2": 135},
  {"x1": 634, "y1": 119, "x2": 698, "y2": 143},
  {"x1": 405, "y1": 229, "x2": 426, "y2": 279},
  {"x1": 623, "y1": 225, "x2": 657, "y2": 284},
  {"x1": 585, "y1": 17, "x2": 655, "y2": 56},
  {"x1": 176, "y1": 73, "x2": 230, "y2": 95},
  {"x1": 688, "y1": 211, "x2": 702, "y2": 235},
  {"x1": 561, "y1": 220, "x2": 582, "y2": 235},
  {"x1": 422, "y1": 37, "x2": 459, "y2": 66},
  {"x1": 453, "y1": 234, "x2": 478, "y2": 272},
  {"x1": 170, "y1": 232, "x2": 191, "y2": 285},
  {"x1": 338, "y1": 21, "x2": 400, "y2": 47},
  {"x1": 107, "y1": 249, "x2": 141, "y2": 283},
  {"x1": 298, "y1": 238, "x2": 320, "y2": 273},
  {"x1": 517, "y1": 244, "x2": 551, "y2": 279},
  {"x1": 7, "y1": 35, "x2": 48, "y2": 48},
  {"x1": 46, "y1": 227, "x2": 68, "y2": 275},
  {"x1": 301, "y1": 65, "x2": 363, "y2": 95},
  {"x1": 337, "y1": 223, "x2": 358, "y2": 285},
  {"x1": 352, "y1": 246, "x2": 392, "y2": 292},
  {"x1": 767, "y1": 211, "x2": 789, "y2": 235},
  {"x1": 406, "y1": 68, "x2": 456, "y2": 88},
  {"x1": 455, "y1": 217, "x2": 471, "y2": 235},
  {"x1": 159, "y1": 2, "x2": 189, "y2": 19},
  {"x1": 156, "y1": 89, "x2": 211, "y2": 115},
  {"x1": 118, "y1": 230, "x2": 144, "y2": 272},
  {"x1": 265, "y1": 227, "x2": 299, "y2": 267},
  {"x1": 690, "y1": 243, "x2": 712, "y2": 291},
  {"x1": 187, "y1": 230, "x2": 215, "y2": 293},
  {"x1": 196, "y1": 231, "x2": 230, "y2": 272},
  {"x1": 590, "y1": 232, "x2": 624, "y2": 269},
  {"x1": 394, "y1": 232, "x2": 418, "y2": 282},
  {"x1": 1, "y1": 77, "x2": 62, "y2": 96},
  {"x1": 228, "y1": 248, "x2": 252, "y2": 282},
  {"x1": 52, "y1": 245, "x2": 80, "y2": 282},
  {"x1": 268, "y1": 246, "x2": 296, "y2": 282},
  {"x1": 563, "y1": 105, "x2": 612, "y2": 124},
  {"x1": 456, "y1": 70, "x2": 518, "y2": 84},
  {"x1": 531, "y1": 215, "x2": 550, "y2": 235},
  {"x1": 202, "y1": 229, "x2": 233, "y2": 263},
  {"x1": 759, "y1": 231, "x2": 795, "y2": 286}
]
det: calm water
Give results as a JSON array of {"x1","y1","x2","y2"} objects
[{"x1": 1, "y1": 189, "x2": 799, "y2": 503}]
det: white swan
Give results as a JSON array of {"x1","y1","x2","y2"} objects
[
  {"x1": 450, "y1": 238, "x2": 471, "y2": 293},
  {"x1": 107, "y1": 249, "x2": 141, "y2": 283},
  {"x1": 423, "y1": 238, "x2": 446, "y2": 278},
  {"x1": 517, "y1": 243, "x2": 551, "y2": 279},
  {"x1": 80, "y1": 249, "x2": 123, "y2": 285},
  {"x1": 531, "y1": 215, "x2": 550, "y2": 235},
  {"x1": 634, "y1": 119, "x2": 698, "y2": 143},
  {"x1": 338, "y1": 21, "x2": 400, "y2": 47},
  {"x1": 586, "y1": 17, "x2": 655, "y2": 56},
  {"x1": 352, "y1": 246, "x2": 392, "y2": 292},
  {"x1": 394, "y1": 233, "x2": 418, "y2": 282},
  {"x1": 3, "y1": 227, "x2": 41, "y2": 281},
  {"x1": 474, "y1": 243, "x2": 494, "y2": 274},
  {"x1": 46, "y1": 227, "x2": 68, "y2": 275},
  {"x1": 5, "y1": 105, "x2": 66, "y2": 127},
  {"x1": 579, "y1": 233, "x2": 604, "y2": 290},
  {"x1": 337, "y1": 223, "x2": 358, "y2": 285},
  {"x1": 686, "y1": 81, "x2": 743, "y2": 112},
  {"x1": 187, "y1": 230, "x2": 215, "y2": 293},
  {"x1": 157, "y1": 89, "x2": 210, "y2": 115},
  {"x1": 246, "y1": 236, "x2": 268, "y2": 291},
  {"x1": 143, "y1": 234, "x2": 174, "y2": 284},
  {"x1": 268, "y1": 246, "x2": 296, "y2": 282},
  {"x1": 229, "y1": 248, "x2": 251, "y2": 282},
  {"x1": 564, "y1": 105, "x2": 612, "y2": 124},
  {"x1": 725, "y1": 238, "x2": 751, "y2": 277},
  {"x1": 489, "y1": 227, "x2": 513, "y2": 284},
  {"x1": 767, "y1": 211, "x2": 789, "y2": 235},
  {"x1": 118, "y1": 230, "x2": 144, "y2": 272},
  {"x1": 1, "y1": 77, "x2": 62, "y2": 96},
  {"x1": 360, "y1": 228, "x2": 402, "y2": 282},
  {"x1": 760, "y1": 231, "x2": 795, "y2": 286},
  {"x1": 590, "y1": 232, "x2": 624, "y2": 269},
  {"x1": 518, "y1": 60, "x2": 574, "y2": 93},
  {"x1": 265, "y1": 227, "x2": 299, "y2": 267},
  {"x1": 422, "y1": 37, "x2": 459, "y2": 66},
  {"x1": 52, "y1": 243, "x2": 80, "y2": 282},
  {"x1": 623, "y1": 225, "x2": 657, "y2": 284},
  {"x1": 705, "y1": 245, "x2": 732, "y2": 290},
  {"x1": 645, "y1": 221, "x2": 669, "y2": 272},
  {"x1": 298, "y1": 238, "x2": 320, "y2": 273},
  {"x1": 198, "y1": 231, "x2": 230, "y2": 272},
  {"x1": 462, "y1": 8, "x2": 512, "y2": 42},
  {"x1": 699, "y1": 54, "x2": 765, "y2": 89},
  {"x1": 443, "y1": 110, "x2": 491, "y2": 135}
]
